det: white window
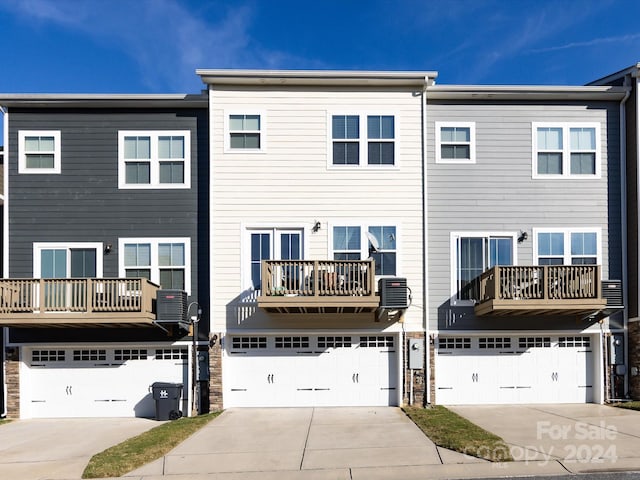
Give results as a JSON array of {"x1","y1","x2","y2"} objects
[
  {"x1": 118, "y1": 238, "x2": 191, "y2": 294},
  {"x1": 331, "y1": 224, "x2": 398, "y2": 276},
  {"x1": 18, "y1": 131, "x2": 61, "y2": 174},
  {"x1": 118, "y1": 131, "x2": 191, "y2": 189},
  {"x1": 532, "y1": 123, "x2": 601, "y2": 178},
  {"x1": 33, "y1": 242, "x2": 104, "y2": 278},
  {"x1": 450, "y1": 232, "x2": 517, "y2": 305},
  {"x1": 330, "y1": 113, "x2": 396, "y2": 167},
  {"x1": 534, "y1": 228, "x2": 600, "y2": 266},
  {"x1": 225, "y1": 113, "x2": 263, "y2": 152},
  {"x1": 435, "y1": 122, "x2": 476, "y2": 164},
  {"x1": 245, "y1": 228, "x2": 303, "y2": 291}
]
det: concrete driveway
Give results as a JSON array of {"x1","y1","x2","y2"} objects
[
  {"x1": 450, "y1": 404, "x2": 640, "y2": 474},
  {"x1": 0, "y1": 417, "x2": 158, "y2": 480},
  {"x1": 127, "y1": 407, "x2": 567, "y2": 479}
]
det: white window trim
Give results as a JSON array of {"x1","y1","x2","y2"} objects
[
  {"x1": 18, "y1": 130, "x2": 61, "y2": 174},
  {"x1": 435, "y1": 122, "x2": 476, "y2": 164},
  {"x1": 326, "y1": 111, "x2": 400, "y2": 170},
  {"x1": 118, "y1": 130, "x2": 191, "y2": 189},
  {"x1": 329, "y1": 221, "x2": 401, "y2": 278},
  {"x1": 532, "y1": 227, "x2": 602, "y2": 266},
  {"x1": 449, "y1": 231, "x2": 518, "y2": 307},
  {"x1": 531, "y1": 122, "x2": 601, "y2": 179},
  {"x1": 33, "y1": 242, "x2": 104, "y2": 278},
  {"x1": 224, "y1": 110, "x2": 266, "y2": 153},
  {"x1": 118, "y1": 237, "x2": 191, "y2": 295}
]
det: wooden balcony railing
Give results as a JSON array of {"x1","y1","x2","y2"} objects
[
  {"x1": 257, "y1": 260, "x2": 379, "y2": 313},
  {"x1": 0, "y1": 278, "x2": 159, "y2": 327},
  {"x1": 474, "y1": 265, "x2": 606, "y2": 317}
]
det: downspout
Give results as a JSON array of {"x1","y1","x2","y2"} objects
[
  {"x1": 422, "y1": 76, "x2": 433, "y2": 405},
  {"x1": 1, "y1": 106, "x2": 6, "y2": 418},
  {"x1": 619, "y1": 78, "x2": 631, "y2": 399}
]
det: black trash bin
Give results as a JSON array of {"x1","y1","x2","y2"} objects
[{"x1": 151, "y1": 382, "x2": 183, "y2": 420}]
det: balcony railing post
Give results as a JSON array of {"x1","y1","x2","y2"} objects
[
  {"x1": 39, "y1": 278, "x2": 45, "y2": 316},
  {"x1": 493, "y1": 267, "x2": 500, "y2": 300},
  {"x1": 86, "y1": 278, "x2": 93, "y2": 314},
  {"x1": 595, "y1": 265, "x2": 602, "y2": 299},
  {"x1": 543, "y1": 266, "x2": 549, "y2": 300},
  {"x1": 313, "y1": 261, "x2": 319, "y2": 297}
]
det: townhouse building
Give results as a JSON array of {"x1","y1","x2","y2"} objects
[
  {"x1": 197, "y1": 70, "x2": 434, "y2": 409},
  {"x1": 427, "y1": 84, "x2": 627, "y2": 404},
  {"x1": 0, "y1": 67, "x2": 633, "y2": 418},
  {"x1": 0, "y1": 94, "x2": 209, "y2": 418}
]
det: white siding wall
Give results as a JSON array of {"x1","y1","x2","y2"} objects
[
  {"x1": 427, "y1": 100, "x2": 622, "y2": 332},
  {"x1": 210, "y1": 87, "x2": 425, "y2": 332}
]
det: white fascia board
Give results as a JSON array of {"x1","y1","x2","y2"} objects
[
  {"x1": 426, "y1": 84, "x2": 628, "y2": 101},
  {"x1": 196, "y1": 69, "x2": 437, "y2": 87}
]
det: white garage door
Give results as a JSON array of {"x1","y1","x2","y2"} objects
[
  {"x1": 436, "y1": 335, "x2": 594, "y2": 405},
  {"x1": 24, "y1": 346, "x2": 189, "y2": 418},
  {"x1": 224, "y1": 334, "x2": 399, "y2": 408}
]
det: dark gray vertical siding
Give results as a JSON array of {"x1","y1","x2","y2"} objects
[
  {"x1": 7, "y1": 107, "x2": 209, "y2": 342},
  {"x1": 427, "y1": 100, "x2": 622, "y2": 331}
]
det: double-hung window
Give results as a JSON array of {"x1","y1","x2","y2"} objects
[
  {"x1": 535, "y1": 229, "x2": 600, "y2": 265},
  {"x1": 119, "y1": 238, "x2": 190, "y2": 293},
  {"x1": 226, "y1": 113, "x2": 263, "y2": 151},
  {"x1": 118, "y1": 131, "x2": 191, "y2": 189},
  {"x1": 436, "y1": 122, "x2": 475, "y2": 164},
  {"x1": 532, "y1": 123, "x2": 600, "y2": 178},
  {"x1": 451, "y1": 233, "x2": 516, "y2": 305},
  {"x1": 332, "y1": 224, "x2": 398, "y2": 276},
  {"x1": 330, "y1": 114, "x2": 396, "y2": 167},
  {"x1": 18, "y1": 131, "x2": 61, "y2": 174}
]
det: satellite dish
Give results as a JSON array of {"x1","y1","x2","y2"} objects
[{"x1": 366, "y1": 231, "x2": 380, "y2": 253}]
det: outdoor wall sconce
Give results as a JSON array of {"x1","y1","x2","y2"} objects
[
  {"x1": 517, "y1": 231, "x2": 528, "y2": 243},
  {"x1": 104, "y1": 244, "x2": 112, "y2": 255},
  {"x1": 312, "y1": 220, "x2": 321, "y2": 233}
]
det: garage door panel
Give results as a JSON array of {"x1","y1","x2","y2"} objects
[
  {"x1": 436, "y1": 335, "x2": 595, "y2": 405},
  {"x1": 25, "y1": 347, "x2": 188, "y2": 418},
  {"x1": 224, "y1": 334, "x2": 399, "y2": 408}
]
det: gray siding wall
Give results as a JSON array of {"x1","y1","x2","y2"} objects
[
  {"x1": 427, "y1": 100, "x2": 622, "y2": 332},
  {"x1": 6, "y1": 108, "x2": 209, "y2": 342}
]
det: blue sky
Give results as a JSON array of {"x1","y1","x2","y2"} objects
[{"x1": 0, "y1": 0, "x2": 639, "y2": 97}]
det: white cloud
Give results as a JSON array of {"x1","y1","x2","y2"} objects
[
  {"x1": 529, "y1": 33, "x2": 640, "y2": 54},
  {"x1": 0, "y1": 0, "x2": 303, "y2": 91}
]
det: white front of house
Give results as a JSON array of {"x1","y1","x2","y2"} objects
[
  {"x1": 436, "y1": 333, "x2": 603, "y2": 405},
  {"x1": 209, "y1": 84, "x2": 426, "y2": 408},
  {"x1": 20, "y1": 344, "x2": 190, "y2": 418}
]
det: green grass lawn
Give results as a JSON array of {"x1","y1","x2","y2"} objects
[
  {"x1": 612, "y1": 401, "x2": 640, "y2": 411},
  {"x1": 403, "y1": 406, "x2": 513, "y2": 462},
  {"x1": 0, "y1": 419, "x2": 11, "y2": 426},
  {"x1": 82, "y1": 412, "x2": 221, "y2": 479}
]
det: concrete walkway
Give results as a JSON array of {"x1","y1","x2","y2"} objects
[{"x1": 123, "y1": 407, "x2": 566, "y2": 479}]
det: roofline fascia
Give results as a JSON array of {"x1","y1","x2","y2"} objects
[
  {"x1": 0, "y1": 93, "x2": 208, "y2": 109},
  {"x1": 196, "y1": 69, "x2": 438, "y2": 87},
  {"x1": 426, "y1": 84, "x2": 629, "y2": 101},
  {"x1": 588, "y1": 63, "x2": 640, "y2": 86}
]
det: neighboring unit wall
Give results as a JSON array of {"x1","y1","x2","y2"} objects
[
  {"x1": 426, "y1": 99, "x2": 622, "y2": 333},
  {"x1": 5, "y1": 107, "x2": 209, "y2": 343}
]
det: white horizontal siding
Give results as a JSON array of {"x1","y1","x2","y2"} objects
[{"x1": 211, "y1": 88, "x2": 425, "y2": 332}]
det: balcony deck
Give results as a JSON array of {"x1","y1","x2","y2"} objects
[
  {"x1": 474, "y1": 265, "x2": 607, "y2": 317},
  {"x1": 257, "y1": 260, "x2": 379, "y2": 314},
  {"x1": 0, "y1": 278, "x2": 159, "y2": 327}
]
